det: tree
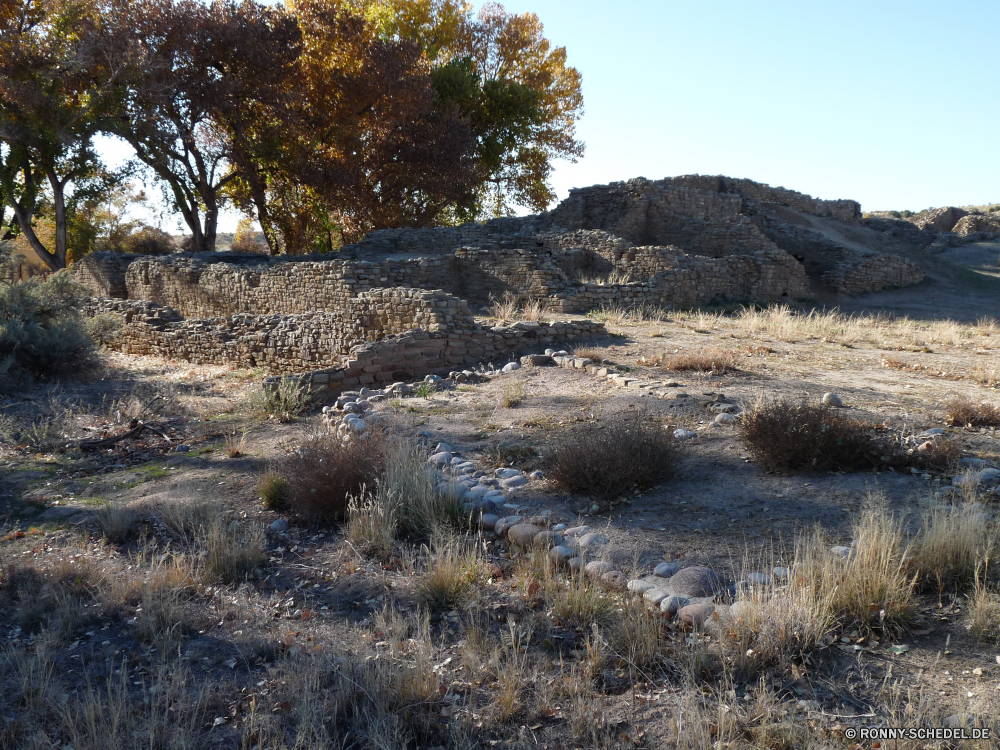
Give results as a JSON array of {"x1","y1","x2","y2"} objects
[
  {"x1": 104, "y1": 0, "x2": 301, "y2": 253},
  {"x1": 0, "y1": 0, "x2": 122, "y2": 270},
  {"x1": 345, "y1": 0, "x2": 584, "y2": 217},
  {"x1": 224, "y1": 0, "x2": 476, "y2": 253}
]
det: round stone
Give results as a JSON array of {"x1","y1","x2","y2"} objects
[
  {"x1": 506, "y1": 523, "x2": 542, "y2": 548},
  {"x1": 529, "y1": 470, "x2": 544, "y2": 480},
  {"x1": 533, "y1": 531, "x2": 564, "y2": 549},
  {"x1": 501, "y1": 362, "x2": 520, "y2": 373},
  {"x1": 479, "y1": 513, "x2": 499, "y2": 531},
  {"x1": 502, "y1": 476, "x2": 528, "y2": 488},
  {"x1": 747, "y1": 572, "x2": 770, "y2": 586},
  {"x1": 549, "y1": 545, "x2": 575, "y2": 565},
  {"x1": 576, "y1": 532, "x2": 609, "y2": 548},
  {"x1": 269, "y1": 518, "x2": 289, "y2": 533},
  {"x1": 654, "y1": 562, "x2": 680, "y2": 578},
  {"x1": 627, "y1": 579, "x2": 655, "y2": 595},
  {"x1": 822, "y1": 392, "x2": 843, "y2": 407},
  {"x1": 659, "y1": 595, "x2": 689, "y2": 618},
  {"x1": 495, "y1": 468, "x2": 521, "y2": 479},
  {"x1": 567, "y1": 557, "x2": 584, "y2": 572},
  {"x1": 673, "y1": 429, "x2": 697, "y2": 440},
  {"x1": 585, "y1": 560, "x2": 614, "y2": 578},
  {"x1": 677, "y1": 602, "x2": 717, "y2": 627},
  {"x1": 829, "y1": 545, "x2": 852, "y2": 558},
  {"x1": 643, "y1": 588, "x2": 669, "y2": 606},
  {"x1": 427, "y1": 451, "x2": 452, "y2": 467},
  {"x1": 714, "y1": 412, "x2": 736, "y2": 426},
  {"x1": 667, "y1": 566, "x2": 727, "y2": 598},
  {"x1": 601, "y1": 570, "x2": 628, "y2": 590}
]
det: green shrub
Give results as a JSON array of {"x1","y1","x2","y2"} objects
[
  {"x1": 547, "y1": 410, "x2": 680, "y2": 502},
  {"x1": 245, "y1": 378, "x2": 309, "y2": 422},
  {"x1": 257, "y1": 471, "x2": 290, "y2": 509},
  {"x1": 0, "y1": 271, "x2": 95, "y2": 392},
  {"x1": 86, "y1": 312, "x2": 122, "y2": 346},
  {"x1": 118, "y1": 226, "x2": 175, "y2": 255}
]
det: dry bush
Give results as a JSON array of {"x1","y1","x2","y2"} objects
[
  {"x1": 224, "y1": 430, "x2": 247, "y2": 457},
  {"x1": 488, "y1": 291, "x2": 519, "y2": 321},
  {"x1": 95, "y1": 504, "x2": 141, "y2": 544},
  {"x1": 547, "y1": 569, "x2": 616, "y2": 631},
  {"x1": 945, "y1": 396, "x2": 1000, "y2": 428},
  {"x1": 738, "y1": 396, "x2": 894, "y2": 473},
  {"x1": 158, "y1": 499, "x2": 223, "y2": 546},
  {"x1": 547, "y1": 410, "x2": 680, "y2": 502},
  {"x1": 723, "y1": 575, "x2": 833, "y2": 675},
  {"x1": 797, "y1": 504, "x2": 916, "y2": 633},
  {"x1": 910, "y1": 506, "x2": 997, "y2": 593},
  {"x1": 286, "y1": 431, "x2": 389, "y2": 525},
  {"x1": 661, "y1": 348, "x2": 739, "y2": 373},
  {"x1": 257, "y1": 470, "x2": 290, "y2": 509},
  {"x1": 245, "y1": 378, "x2": 309, "y2": 423},
  {"x1": 968, "y1": 570, "x2": 1000, "y2": 643},
  {"x1": 572, "y1": 346, "x2": 605, "y2": 362},
  {"x1": 347, "y1": 439, "x2": 466, "y2": 555},
  {"x1": 201, "y1": 520, "x2": 266, "y2": 584},
  {"x1": 605, "y1": 597, "x2": 667, "y2": 672},
  {"x1": 499, "y1": 377, "x2": 526, "y2": 408},
  {"x1": 416, "y1": 535, "x2": 485, "y2": 612}
]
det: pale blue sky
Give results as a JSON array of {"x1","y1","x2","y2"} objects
[{"x1": 103, "y1": 0, "x2": 1000, "y2": 232}]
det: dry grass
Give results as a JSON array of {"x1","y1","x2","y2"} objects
[
  {"x1": 201, "y1": 520, "x2": 266, "y2": 584},
  {"x1": 95, "y1": 503, "x2": 141, "y2": 544},
  {"x1": 257, "y1": 470, "x2": 290, "y2": 509},
  {"x1": 488, "y1": 291, "x2": 546, "y2": 322},
  {"x1": 910, "y1": 505, "x2": 998, "y2": 593},
  {"x1": 798, "y1": 503, "x2": 916, "y2": 633},
  {"x1": 347, "y1": 439, "x2": 467, "y2": 556},
  {"x1": 574, "y1": 267, "x2": 638, "y2": 285},
  {"x1": 224, "y1": 429, "x2": 247, "y2": 457},
  {"x1": 547, "y1": 568, "x2": 617, "y2": 631},
  {"x1": 547, "y1": 409, "x2": 680, "y2": 502},
  {"x1": 945, "y1": 395, "x2": 1000, "y2": 428},
  {"x1": 968, "y1": 569, "x2": 1000, "y2": 643},
  {"x1": 158, "y1": 499, "x2": 223, "y2": 546},
  {"x1": 571, "y1": 346, "x2": 605, "y2": 362},
  {"x1": 416, "y1": 534, "x2": 485, "y2": 612},
  {"x1": 499, "y1": 376, "x2": 526, "y2": 408},
  {"x1": 660, "y1": 347, "x2": 739, "y2": 373},
  {"x1": 245, "y1": 377, "x2": 309, "y2": 423},
  {"x1": 285, "y1": 431, "x2": 389, "y2": 525}
]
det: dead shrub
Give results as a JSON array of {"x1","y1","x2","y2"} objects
[
  {"x1": 95, "y1": 504, "x2": 141, "y2": 544},
  {"x1": 201, "y1": 521, "x2": 266, "y2": 584},
  {"x1": 968, "y1": 569, "x2": 1000, "y2": 643},
  {"x1": 910, "y1": 506, "x2": 997, "y2": 593},
  {"x1": 547, "y1": 410, "x2": 680, "y2": 502},
  {"x1": 738, "y1": 396, "x2": 893, "y2": 472},
  {"x1": 572, "y1": 346, "x2": 605, "y2": 363},
  {"x1": 662, "y1": 348, "x2": 739, "y2": 373},
  {"x1": 945, "y1": 396, "x2": 1000, "y2": 428},
  {"x1": 416, "y1": 535, "x2": 485, "y2": 612},
  {"x1": 286, "y1": 431, "x2": 389, "y2": 525}
]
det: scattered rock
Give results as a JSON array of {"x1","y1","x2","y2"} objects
[
  {"x1": 668, "y1": 566, "x2": 727, "y2": 598},
  {"x1": 677, "y1": 602, "x2": 717, "y2": 628},
  {"x1": 502, "y1": 476, "x2": 528, "y2": 488},
  {"x1": 822, "y1": 392, "x2": 843, "y2": 407},
  {"x1": 506, "y1": 523, "x2": 542, "y2": 548},
  {"x1": 653, "y1": 562, "x2": 680, "y2": 578},
  {"x1": 269, "y1": 518, "x2": 289, "y2": 533},
  {"x1": 576, "y1": 532, "x2": 609, "y2": 548},
  {"x1": 174, "y1": 444, "x2": 190, "y2": 452},
  {"x1": 549, "y1": 546, "x2": 575, "y2": 565},
  {"x1": 673, "y1": 429, "x2": 696, "y2": 440},
  {"x1": 567, "y1": 557, "x2": 584, "y2": 572},
  {"x1": 533, "y1": 530, "x2": 564, "y2": 549},
  {"x1": 627, "y1": 579, "x2": 655, "y2": 595},
  {"x1": 479, "y1": 513, "x2": 499, "y2": 531},
  {"x1": 427, "y1": 451, "x2": 452, "y2": 467},
  {"x1": 563, "y1": 525, "x2": 590, "y2": 537},
  {"x1": 501, "y1": 362, "x2": 521, "y2": 373},
  {"x1": 659, "y1": 595, "x2": 690, "y2": 618},
  {"x1": 529, "y1": 470, "x2": 544, "y2": 480},
  {"x1": 830, "y1": 545, "x2": 852, "y2": 558},
  {"x1": 747, "y1": 572, "x2": 770, "y2": 586},
  {"x1": 643, "y1": 588, "x2": 669, "y2": 606},
  {"x1": 601, "y1": 570, "x2": 628, "y2": 590},
  {"x1": 521, "y1": 354, "x2": 554, "y2": 366},
  {"x1": 585, "y1": 561, "x2": 614, "y2": 578},
  {"x1": 959, "y1": 456, "x2": 990, "y2": 468},
  {"x1": 714, "y1": 412, "x2": 736, "y2": 426}
]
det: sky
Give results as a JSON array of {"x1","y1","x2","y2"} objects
[{"x1": 102, "y1": 0, "x2": 1000, "y2": 233}]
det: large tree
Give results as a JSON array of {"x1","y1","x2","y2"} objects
[
  {"x1": 344, "y1": 0, "x2": 584, "y2": 217},
  {"x1": 105, "y1": 0, "x2": 300, "y2": 253},
  {"x1": 225, "y1": 0, "x2": 476, "y2": 253},
  {"x1": 0, "y1": 0, "x2": 122, "y2": 270}
]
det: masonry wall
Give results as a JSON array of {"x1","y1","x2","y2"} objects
[
  {"x1": 86, "y1": 296, "x2": 606, "y2": 383},
  {"x1": 821, "y1": 256, "x2": 926, "y2": 296}
]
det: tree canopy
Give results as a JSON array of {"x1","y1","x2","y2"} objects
[{"x1": 0, "y1": 0, "x2": 584, "y2": 265}]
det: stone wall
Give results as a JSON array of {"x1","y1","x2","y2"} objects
[
  {"x1": 821, "y1": 255, "x2": 926, "y2": 296},
  {"x1": 72, "y1": 252, "x2": 135, "y2": 298},
  {"x1": 86, "y1": 295, "x2": 605, "y2": 382},
  {"x1": 952, "y1": 214, "x2": 1000, "y2": 238}
]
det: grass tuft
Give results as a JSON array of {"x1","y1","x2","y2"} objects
[{"x1": 945, "y1": 396, "x2": 1000, "y2": 428}]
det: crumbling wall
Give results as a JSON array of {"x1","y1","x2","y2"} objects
[
  {"x1": 73, "y1": 252, "x2": 135, "y2": 298},
  {"x1": 821, "y1": 255, "x2": 926, "y2": 296},
  {"x1": 86, "y1": 295, "x2": 605, "y2": 381},
  {"x1": 952, "y1": 214, "x2": 1000, "y2": 237}
]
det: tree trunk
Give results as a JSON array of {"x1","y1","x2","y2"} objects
[
  {"x1": 48, "y1": 174, "x2": 68, "y2": 268},
  {"x1": 9, "y1": 200, "x2": 60, "y2": 271}
]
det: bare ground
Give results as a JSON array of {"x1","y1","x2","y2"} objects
[{"x1": 2, "y1": 246, "x2": 1000, "y2": 748}]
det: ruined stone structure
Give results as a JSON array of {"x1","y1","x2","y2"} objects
[{"x1": 75, "y1": 175, "x2": 928, "y2": 383}]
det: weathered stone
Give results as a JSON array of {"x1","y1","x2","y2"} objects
[
  {"x1": 677, "y1": 603, "x2": 717, "y2": 627},
  {"x1": 667, "y1": 566, "x2": 727, "y2": 598},
  {"x1": 507, "y1": 523, "x2": 542, "y2": 548}
]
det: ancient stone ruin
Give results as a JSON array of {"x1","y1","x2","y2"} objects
[{"x1": 75, "y1": 175, "x2": 928, "y2": 398}]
